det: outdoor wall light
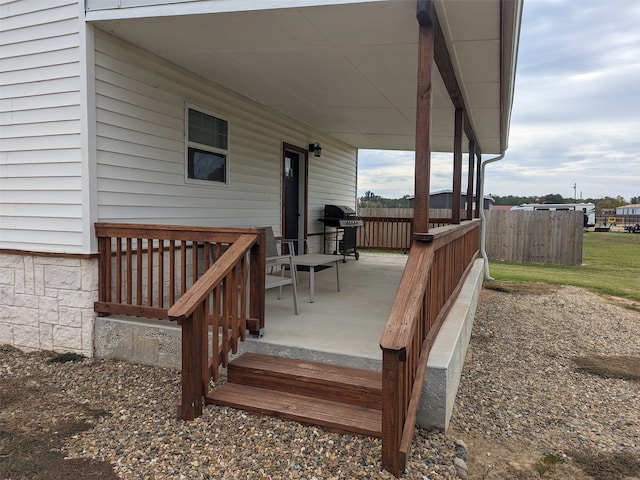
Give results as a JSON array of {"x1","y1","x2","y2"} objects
[{"x1": 309, "y1": 142, "x2": 322, "y2": 158}]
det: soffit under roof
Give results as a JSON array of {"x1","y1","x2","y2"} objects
[{"x1": 87, "y1": 0, "x2": 518, "y2": 154}]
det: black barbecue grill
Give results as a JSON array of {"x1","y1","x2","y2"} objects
[{"x1": 318, "y1": 205, "x2": 364, "y2": 261}]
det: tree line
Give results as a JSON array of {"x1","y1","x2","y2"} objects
[
  {"x1": 359, "y1": 191, "x2": 413, "y2": 208},
  {"x1": 359, "y1": 191, "x2": 640, "y2": 213},
  {"x1": 490, "y1": 194, "x2": 639, "y2": 213}
]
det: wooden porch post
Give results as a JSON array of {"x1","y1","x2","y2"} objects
[
  {"x1": 413, "y1": 2, "x2": 434, "y2": 234},
  {"x1": 474, "y1": 150, "x2": 482, "y2": 218},
  {"x1": 179, "y1": 303, "x2": 205, "y2": 420},
  {"x1": 248, "y1": 229, "x2": 266, "y2": 335},
  {"x1": 466, "y1": 140, "x2": 475, "y2": 220},
  {"x1": 97, "y1": 235, "x2": 110, "y2": 310},
  {"x1": 451, "y1": 107, "x2": 464, "y2": 224}
]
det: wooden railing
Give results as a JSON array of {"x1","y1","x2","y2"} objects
[
  {"x1": 168, "y1": 234, "x2": 264, "y2": 420},
  {"x1": 379, "y1": 219, "x2": 480, "y2": 475},
  {"x1": 95, "y1": 220, "x2": 481, "y2": 466},
  {"x1": 357, "y1": 217, "x2": 452, "y2": 251},
  {"x1": 95, "y1": 223, "x2": 265, "y2": 333},
  {"x1": 95, "y1": 223, "x2": 266, "y2": 419},
  {"x1": 357, "y1": 217, "x2": 412, "y2": 251}
]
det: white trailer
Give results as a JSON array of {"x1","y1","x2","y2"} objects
[{"x1": 511, "y1": 203, "x2": 596, "y2": 227}]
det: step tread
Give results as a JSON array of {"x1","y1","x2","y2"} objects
[
  {"x1": 207, "y1": 383, "x2": 382, "y2": 438},
  {"x1": 229, "y1": 352, "x2": 381, "y2": 391}
]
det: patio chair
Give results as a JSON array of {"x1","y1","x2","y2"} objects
[{"x1": 264, "y1": 227, "x2": 298, "y2": 314}]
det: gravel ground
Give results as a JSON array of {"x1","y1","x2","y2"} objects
[
  {"x1": 449, "y1": 283, "x2": 640, "y2": 479},
  {"x1": 1, "y1": 353, "x2": 459, "y2": 479},
  {"x1": 2, "y1": 283, "x2": 639, "y2": 479}
]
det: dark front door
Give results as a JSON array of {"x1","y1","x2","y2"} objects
[
  {"x1": 282, "y1": 144, "x2": 308, "y2": 254},
  {"x1": 284, "y1": 150, "x2": 300, "y2": 250}
]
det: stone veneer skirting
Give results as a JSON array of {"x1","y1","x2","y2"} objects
[{"x1": 0, "y1": 252, "x2": 98, "y2": 356}]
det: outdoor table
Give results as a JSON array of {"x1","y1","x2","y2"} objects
[{"x1": 292, "y1": 254, "x2": 340, "y2": 302}]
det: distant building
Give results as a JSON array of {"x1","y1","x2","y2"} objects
[
  {"x1": 414, "y1": 190, "x2": 494, "y2": 210},
  {"x1": 407, "y1": 191, "x2": 494, "y2": 210},
  {"x1": 616, "y1": 205, "x2": 640, "y2": 215}
]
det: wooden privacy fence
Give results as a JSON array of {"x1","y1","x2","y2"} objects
[
  {"x1": 379, "y1": 219, "x2": 480, "y2": 475},
  {"x1": 94, "y1": 223, "x2": 266, "y2": 419},
  {"x1": 484, "y1": 210, "x2": 583, "y2": 265}
]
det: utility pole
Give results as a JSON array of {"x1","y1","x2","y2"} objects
[{"x1": 573, "y1": 183, "x2": 577, "y2": 202}]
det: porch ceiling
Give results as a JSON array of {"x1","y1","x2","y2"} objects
[{"x1": 87, "y1": 0, "x2": 520, "y2": 154}]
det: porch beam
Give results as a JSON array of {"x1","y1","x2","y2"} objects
[
  {"x1": 413, "y1": 1, "x2": 435, "y2": 233},
  {"x1": 427, "y1": 3, "x2": 479, "y2": 146},
  {"x1": 466, "y1": 140, "x2": 475, "y2": 220},
  {"x1": 451, "y1": 108, "x2": 464, "y2": 224}
]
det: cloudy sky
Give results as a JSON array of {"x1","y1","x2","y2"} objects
[{"x1": 357, "y1": 0, "x2": 640, "y2": 202}]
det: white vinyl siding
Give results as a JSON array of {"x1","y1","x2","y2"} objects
[
  {"x1": 94, "y1": 30, "x2": 357, "y2": 239},
  {"x1": 0, "y1": 0, "x2": 85, "y2": 252}
]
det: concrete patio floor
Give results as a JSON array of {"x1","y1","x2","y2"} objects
[{"x1": 240, "y1": 252, "x2": 408, "y2": 370}]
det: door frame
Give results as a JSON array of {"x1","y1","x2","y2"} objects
[{"x1": 282, "y1": 142, "x2": 309, "y2": 248}]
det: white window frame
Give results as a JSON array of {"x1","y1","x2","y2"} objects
[{"x1": 185, "y1": 104, "x2": 230, "y2": 186}]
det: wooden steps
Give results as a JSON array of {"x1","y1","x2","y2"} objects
[{"x1": 206, "y1": 352, "x2": 382, "y2": 437}]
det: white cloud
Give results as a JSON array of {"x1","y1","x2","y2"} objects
[
  {"x1": 357, "y1": 0, "x2": 640, "y2": 202},
  {"x1": 357, "y1": 151, "x2": 469, "y2": 198}
]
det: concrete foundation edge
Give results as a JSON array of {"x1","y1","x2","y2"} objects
[
  {"x1": 93, "y1": 316, "x2": 382, "y2": 372},
  {"x1": 416, "y1": 258, "x2": 484, "y2": 432},
  {"x1": 94, "y1": 316, "x2": 182, "y2": 370}
]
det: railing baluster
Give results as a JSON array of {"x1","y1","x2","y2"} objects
[
  {"x1": 180, "y1": 241, "x2": 187, "y2": 296},
  {"x1": 203, "y1": 242, "x2": 211, "y2": 370},
  {"x1": 115, "y1": 238, "x2": 122, "y2": 303},
  {"x1": 230, "y1": 264, "x2": 238, "y2": 353},
  {"x1": 126, "y1": 238, "x2": 132, "y2": 304},
  {"x1": 158, "y1": 240, "x2": 164, "y2": 309},
  {"x1": 169, "y1": 240, "x2": 176, "y2": 305},
  {"x1": 239, "y1": 253, "x2": 248, "y2": 342},
  {"x1": 204, "y1": 243, "x2": 211, "y2": 269},
  {"x1": 211, "y1": 283, "x2": 221, "y2": 380},
  {"x1": 136, "y1": 238, "x2": 143, "y2": 305},
  {"x1": 221, "y1": 275, "x2": 230, "y2": 367},
  {"x1": 192, "y1": 240, "x2": 198, "y2": 286},
  {"x1": 147, "y1": 238, "x2": 153, "y2": 307},
  {"x1": 201, "y1": 296, "x2": 209, "y2": 399}
]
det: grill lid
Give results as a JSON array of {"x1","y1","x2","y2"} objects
[{"x1": 324, "y1": 205, "x2": 356, "y2": 219}]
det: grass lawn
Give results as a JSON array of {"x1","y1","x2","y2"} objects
[{"x1": 489, "y1": 231, "x2": 640, "y2": 303}]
